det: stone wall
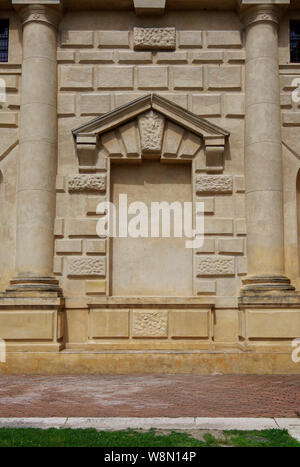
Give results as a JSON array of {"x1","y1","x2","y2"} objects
[{"x1": 55, "y1": 11, "x2": 247, "y2": 317}]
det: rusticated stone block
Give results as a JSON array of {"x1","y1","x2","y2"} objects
[
  {"x1": 173, "y1": 66, "x2": 203, "y2": 90},
  {"x1": 68, "y1": 175, "x2": 106, "y2": 193},
  {"x1": 196, "y1": 175, "x2": 233, "y2": 194},
  {"x1": 132, "y1": 311, "x2": 168, "y2": 337},
  {"x1": 68, "y1": 257, "x2": 106, "y2": 276},
  {"x1": 134, "y1": 27, "x2": 176, "y2": 50},
  {"x1": 97, "y1": 31, "x2": 129, "y2": 48},
  {"x1": 60, "y1": 66, "x2": 93, "y2": 90},
  {"x1": 208, "y1": 66, "x2": 242, "y2": 89},
  {"x1": 197, "y1": 255, "x2": 235, "y2": 276},
  {"x1": 137, "y1": 66, "x2": 168, "y2": 89},
  {"x1": 60, "y1": 30, "x2": 94, "y2": 48},
  {"x1": 206, "y1": 31, "x2": 242, "y2": 48},
  {"x1": 138, "y1": 111, "x2": 165, "y2": 153},
  {"x1": 97, "y1": 66, "x2": 134, "y2": 89},
  {"x1": 179, "y1": 31, "x2": 203, "y2": 48}
]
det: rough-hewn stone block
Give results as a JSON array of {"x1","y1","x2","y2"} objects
[
  {"x1": 132, "y1": 310, "x2": 168, "y2": 337},
  {"x1": 134, "y1": 27, "x2": 176, "y2": 50},
  {"x1": 97, "y1": 31, "x2": 129, "y2": 48},
  {"x1": 208, "y1": 66, "x2": 242, "y2": 89},
  {"x1": 97, "y1": 66, "x2": 134, "y2": 89},
  {"x1": 68, "y1": 257, "x2": 106, "y2": 276},
  {"x1": 68, "y1": 175, "x2": 106, "y2": 192},
  {"x1": 197, "y1": 255, "x2": 235, "y2": 276},
  {"x1": 196, "y1": 175, "x2": 233, "y2": 194},
  {"x1": 173, "y1": 66, "x2": 203, "y2": 89},
  {"x1": 60, "y1": 66, "x2": 93, "y2": 90},
  {"x1": 137, "y1": 66, "x2": 168, "y2": 89}
]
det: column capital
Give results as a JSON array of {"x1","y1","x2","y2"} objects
[
  {"x1": 13, "y1": 3, "x2": 63, "y2": 28},
  {"x1": 240, "y1": 4, "x2": 287, "y2": 29}
]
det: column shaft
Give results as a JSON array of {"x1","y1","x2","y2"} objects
[
  {"x1": 10, "y1": 5, "x2": 61, "y2": 292},
  {"x1": 242, "y1": 5, "x2": 293, "y2": 293}
]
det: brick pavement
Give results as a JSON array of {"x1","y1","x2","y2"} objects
[{"x1": 0, "y1": 375, "x2": 299, "y2": 418}]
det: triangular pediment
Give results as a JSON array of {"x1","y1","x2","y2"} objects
[
  {"x1": 73, "y1": 94, "x2": 229, "y2": 171},
  {"x1": 72, "y1": 93, "x2": 229, "y2": 140}
]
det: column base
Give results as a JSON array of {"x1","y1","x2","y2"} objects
[
  {"x1": 6, "y1": 275, "x2": 62, "y2": 295},
  {"x1": 0, "y1": 291, "x2": 65, "y2": 352},
  {"x1": 240, "y1": 274, "x2": 295, "y2": 296}
]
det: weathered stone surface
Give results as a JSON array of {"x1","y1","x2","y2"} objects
[
  {"x1": 138, "y1": 111, "x2": 165, "y2": 153},
  {"x1": 196, "y1": 175, "x2": 233, "y2": 194},
  {"x1": 68, "y1": 257, "x2": 106, "y2": 276},
  {"x1": 132, "y1": 311, "x2": 168, "y2": 337},
  {"x1": 134, "y1": 27, "x2": 176, "y2": 50},
  {"x1": 68, "y1": 175, "x2": 106, "y2": 193},
  {"x1": 197, "y1": 256, "x2": 235, "y2": 276}
]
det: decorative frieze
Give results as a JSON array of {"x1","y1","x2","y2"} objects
[
  {"x1": 68, "y1": 175, "x2": 106, "y2": 193},
  {"x1": 138, "y1": 111, "x2": 165, "y2": 153},
  {"x1": 68, "y1": 257, "x2": 106, "y2": 276},
  {"x1": 133, "y1": 27, "x2": 176, "y2": 50},
  {"x1": 132, "y1": 311, "x2": 168, "y2": 337},
  {"x1": 196, "y1": 175, "x2": 233, "y2": 194},
  {"x1": 197, "y1": 256, "x2": 235, "y2": 276}
]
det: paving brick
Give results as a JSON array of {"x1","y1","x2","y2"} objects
[{"x1": 0, "y1": 375, "x2": 299, "y2": 417}]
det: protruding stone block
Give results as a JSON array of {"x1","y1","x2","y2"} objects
[
  {"x1": 173, "y1": 66, "x2": 203, "y2": 90},
  {"x1": 197, "y1": 256, "x2": 235, "y2": 276},
  {"x1": 89, "y1": 310, "x2": 129, "y2": 337},
  {"x1": 132, "y1": 310, "x2": 168, "y2": 337},
  {"x1": 68, "y1": 257, "x2": 106, "y2": 276},
  {"x1": 97, "y1": 67, "x2": 134, "y2": 89},
  {"x1": 134, "y1": 27, "x2": 175, "y2": 50}
]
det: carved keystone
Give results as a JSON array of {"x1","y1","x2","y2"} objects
[{"x1": 138, "y1": 111, "x2": 165, "y2": 154}]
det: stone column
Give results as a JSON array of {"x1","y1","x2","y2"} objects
[
  {"x1": 241, "y1": 4, "x2": 294, "y2": 295},
  {"x1": 9, "y1": 4, "x2": 61, "y2": 292}
]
